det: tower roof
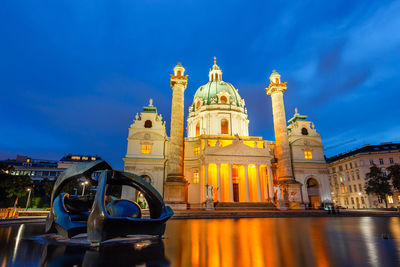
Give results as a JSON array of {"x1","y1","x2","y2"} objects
[
  {"x1": 142, "y1": 99, "x2": 157, "y2": 113},
  {"x1": 288, "y1": 108, "x2": 308, "y2": 123}
]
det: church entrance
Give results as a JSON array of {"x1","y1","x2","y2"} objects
[
  {"x1": 307, "y1": 178, "x2": 321, "y2": 209},
  {"x1": 232, "y1": 165, "x2": 240, "y2": 202},
  {"x1": 233, "y1": 183, "x2": 239, "y2": 202}
]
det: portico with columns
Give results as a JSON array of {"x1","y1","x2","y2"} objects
[{"x1": 185, "y1": 136, "x2": 274, "y2": 208}]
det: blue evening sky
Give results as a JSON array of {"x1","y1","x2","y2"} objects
[{"x1": 1, "y1": 1, "x2": 399, "y2": 169}]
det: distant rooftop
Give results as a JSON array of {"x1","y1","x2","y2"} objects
[
  {"x1": 59, "y1": 154, "x2": 101, "y2": 162},
  {"x1": 327, "y1": 142, "x2": 400, "y2": 163}
]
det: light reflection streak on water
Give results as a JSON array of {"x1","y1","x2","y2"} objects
[
  {"x1": 389, "y1": 217, "x2": 400, "y2": 258},
  {"x1": 359, "y1": 217, "x2": 378, "y2": 266},
  {"x1": 12, "y1": 224, "x2": 24, "y2": 263}
]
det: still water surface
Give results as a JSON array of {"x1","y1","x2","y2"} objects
[{"x1": 1, "y1": 217, "x2": 400, "y2": 266}]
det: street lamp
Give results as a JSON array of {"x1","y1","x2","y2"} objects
[
  {"x1": 81, "y1": 181, "x2": 89, "y2": 196},
  {"x1": 25, "y1": 188, "x2": 32, "y2": 211}
]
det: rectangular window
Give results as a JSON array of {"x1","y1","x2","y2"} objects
[
  {"x1": 369, "y1": 160, "x2": 374, "y2": 165},
  {"x1": 356, "y1": 172, "x2": 360, "y2": 179},
  {"x1": 389, "y1": 158, "x2": 394, "y2": 164},
  {"x1": 355, "y1": 162, "x2": 358, "y2": 167},
  {"x1": 141, "y1": 145, "x2": 151, "y2": 154},
  {"x1": 351, "y1": 197, "x2": 355, "y2": 204},
  {"x1": 358, "y1": 184, "x2": 362, "y2": 192},
  {"x1": 339, "y1": 166, "x2": 343, "y2": 171},
  {"x1": 43, "y1": 171, "x2": 49, "y2": 176},
  {"x1": 71, "y1": 156, "x2": 81, "y2": 160},
  {"x1": 349, "y1": 186, "x2": 352, "y2": 193},
  {"x1": 332, "y1": 167, "x2": 336, "y2": 173},
  {"x1": 352, "y1": 173, "x2": 355, "y2": 181},
  {"x1": 361, "y1": 197, "x2": 365, "y2": 204},
  {"x1": 345, "y1": 164, "x2": 348, "y2": 170},
  {"x1": 388, "y1": 195, "x2": 394, "y2": 204},
  {"x1": 82, "y1": 156, "x2": 88, "y2": 160},
  {"x1": 194, "y1": 147, "x2": 200, "y2": 156},
  {"x1": 50, "y1": 171, "x2": 56, "y2": 176},
  {"x1": 353, "y1": 185, "x2": 357, "y2": 192},
  {"x1": 341, "y1": 185, "x2": 346, "y2": 193},
  {"x1": 193, "y1": 171, "x2": 199, "y2": 184},
  {"x1": 304, "y1": 150, "x2": 312, "y2": 159},
  {"x1": 379, "y1": 158, "x2": 384, "y2": 165},
  {"x1": 350, "y1": 163, "x2": 353, "y2": 169}
]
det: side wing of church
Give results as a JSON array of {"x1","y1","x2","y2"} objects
[{"x1": 123, "y1": 59, "x2": 332, "y2": 210}]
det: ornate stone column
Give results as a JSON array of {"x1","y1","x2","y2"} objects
[
  {"x1": 256, "y1": 164, "x2": 262, "y2": 202},
  {"x1": 164, "y1": 62, "x2": 188, "y2": 210},
  {"x1": 229, "y1": 163, "x2": 233, "y2": 202},
  {"x1": 244, "y1": 164, "x2": 250, "y2": 202},
  {"x1": 217, "y1": 164, "x2": 221, "y2": 202},
  {"x1": 266, "y1": 70, "x2": 301, "y2": 208}
]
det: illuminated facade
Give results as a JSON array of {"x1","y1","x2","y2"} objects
[
  {"x1": 123, "y1": 59, "x2": 331, "y2": 209},
  {"x1": 327, "y1": 143, "x2": 400, "y2": 208}
]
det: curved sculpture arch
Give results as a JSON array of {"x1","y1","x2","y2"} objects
[{"x1": 45, "y1": 160, "x2": 173, "y2": 243}]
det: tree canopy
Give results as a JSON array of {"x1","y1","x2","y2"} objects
[
  {"x1": 365, "y1": 165, "x2": 392, "y2": 208},
  {"x1": 387, "y1": 164, "x2": 400, "y2": 193}
]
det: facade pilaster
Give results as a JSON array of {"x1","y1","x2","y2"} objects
[{"x1": 244, "y1": 164, "x2": 250, "y2": 202}]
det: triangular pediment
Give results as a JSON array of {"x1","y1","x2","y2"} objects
[{"x1": 205, "y1": 141, "x2": 270, "y2": 157}]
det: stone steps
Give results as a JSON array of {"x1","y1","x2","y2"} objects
[{"x1": 214, "y1": 202, "x2": 278, "y2": 210}]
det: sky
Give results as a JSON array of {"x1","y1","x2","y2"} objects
[{"x1": 1, "y1": 0, "x2": 400, "y2": 169}]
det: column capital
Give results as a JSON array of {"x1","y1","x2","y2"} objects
[{"x1": 266, "y1": 83, "x2": 287, "y2": 95}]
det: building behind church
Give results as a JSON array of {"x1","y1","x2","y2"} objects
[{"x1": 123, "y1": 59, "x2": 332, "y2": 209}]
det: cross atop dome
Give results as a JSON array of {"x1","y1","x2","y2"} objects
[{"x1": 209, "y1": 56, "x2": 222, "y2": 81}]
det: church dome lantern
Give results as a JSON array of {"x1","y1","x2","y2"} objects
[{"x1": 187, "y1": 57, "x2": 249, "y2": 138}]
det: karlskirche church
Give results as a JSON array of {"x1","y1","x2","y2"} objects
[{"x1": 122, "y1": 58, "x2": 331, "y2": 210}]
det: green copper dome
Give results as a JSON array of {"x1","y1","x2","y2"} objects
[{"x1": 192, "y1": 80, "x2": 242, "y2": 107}]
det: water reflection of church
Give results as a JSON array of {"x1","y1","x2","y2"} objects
[{"x1": 123, "y1": 59, "x2": 331, "y2": 209}]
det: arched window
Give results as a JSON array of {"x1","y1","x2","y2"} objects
[
  {"x1": 193, "y1": 170, "x2": 199, "y2": 184},
  {"x1": 307, "y1": 178, "x2": 319, "y2": 189},
  {"x1": 195, "y1": 122, "x2": 200, "y2": 137},
  {"x1": 177, "y1": 70, "x2": 181, "y2": 76},
  {"x1": 144, "y1": 120, "x2": 152, "y2": 128},
  {"x1": 220, "y1": 95, "x2": 228, "y2": 104},
  {"x1": 196, "y1": 101, "x2": 201, "y2": 109},
  {"x1": 221, "y1": 119, "x2": 229, "y2": 134}
]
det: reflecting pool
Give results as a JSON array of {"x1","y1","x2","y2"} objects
[{"x1": 1, "y1": 217, "x2": 400, "y2": 266}]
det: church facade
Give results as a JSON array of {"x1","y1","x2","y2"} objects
[{"x1": 123, "y1": 59, "x2": 331, "y2": 209}]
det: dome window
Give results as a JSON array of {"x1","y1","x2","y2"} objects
[
  {"x1": 144, "y1": 120, "x2": 152, "y2": 128},
  {"x1": 220, "y1": 96, "x2": 228, "y2": 104},
  {"x1": 196, "y1": 101, "x2": 201, "y2": 109},
  {"x1": 301, "y1": 127, "x2": 308, "y2": 135},
  {"x1": 221, "y1": 119, "x2": 229, "y2": 134}
]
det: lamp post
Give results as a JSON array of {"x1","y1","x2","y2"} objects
[
  {"x1": 25, "y1": 188, "x2": 32, "y2": 211},
  {"x1": 81, "y1": 181, "x2": 89, "y2": 196}
]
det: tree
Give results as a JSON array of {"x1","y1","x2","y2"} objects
[
  {"x1": 365, "y1": 165, "x2": 392, "y2": 208},
  {"x1": 387, "y1": 164, "x2": 400, "y2": 192},
  {"x1": 0, "y1": 162, "x2": 32, "y2": 207}
]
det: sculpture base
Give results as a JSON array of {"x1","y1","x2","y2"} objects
[
  {"x1": 164, "y1": 180, "x2": 187, "y2": 210},
  {"x1": 204, "y1": 200, "x2": 215, "y2": 210}
]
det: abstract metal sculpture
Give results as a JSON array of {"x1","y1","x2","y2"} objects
[{"x1": 45, "y1": 160, "x2": 173, "y2": 244}]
